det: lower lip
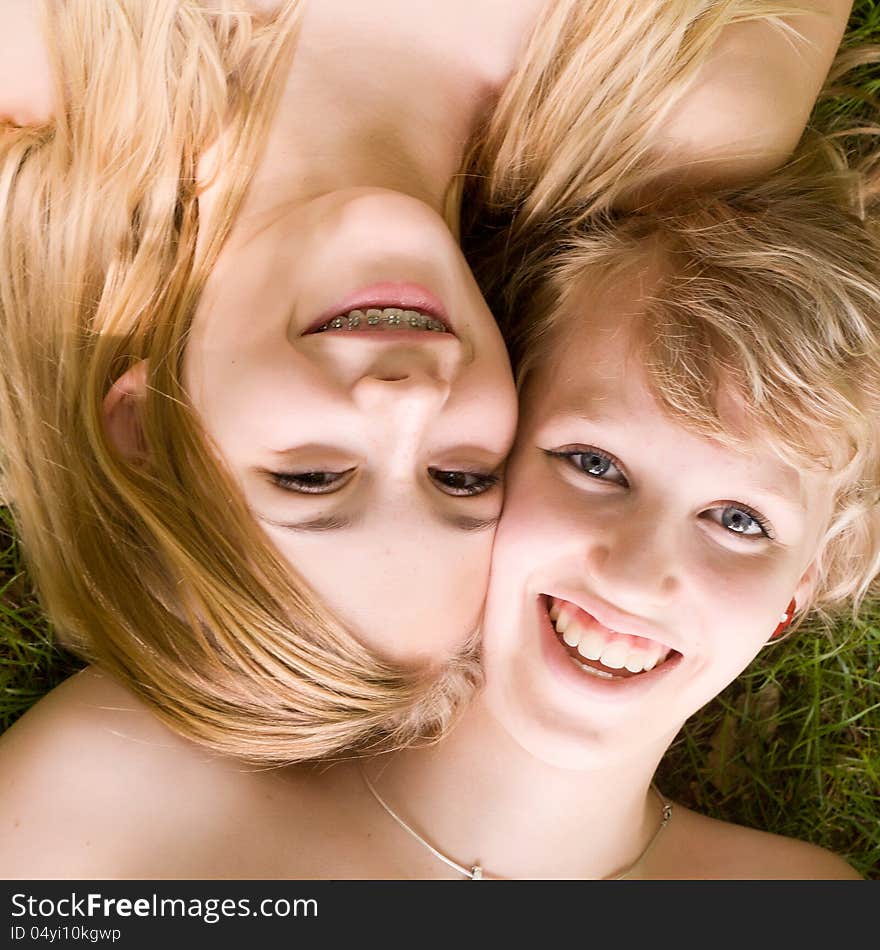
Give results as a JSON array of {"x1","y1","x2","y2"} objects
[
  {"x1": 308, "y1": 329, "x2": 452, "y2": 341},
  {"x1": 304, "y1": 282, "x2": 452, "y2": 335},
  {"x1": 536, "y1": 596, "x2": 682, "y2": 703}
]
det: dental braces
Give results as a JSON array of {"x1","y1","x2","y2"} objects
[{"x1": 313, "y1": 308, "x2": 448, "y2": 333}]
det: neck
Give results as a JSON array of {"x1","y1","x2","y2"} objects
[
  {"x1": 365, "y1": 692, "x2": 677, "y2": 880},
  {"x1": 238, "y1": 1, "x2": 542, "y2": 221}
]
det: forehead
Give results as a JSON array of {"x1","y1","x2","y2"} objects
[
  {"x1": 263, "y1": 513, "x2": 493, "y2": 665},
  {"x1": 524, "y1": 257, "x2": 658, "y2": 415}
]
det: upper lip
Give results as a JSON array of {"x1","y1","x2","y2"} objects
[{"x1": 542, "y1": 588, "x2": 681, "y2": 655}]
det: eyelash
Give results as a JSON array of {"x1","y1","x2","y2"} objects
[
  {"x1": 427, "y1": 468, "x2": 500, "y2": 497},
  {"x1": 545, "y1": 446, "x2": 628, "y2": 485},
  {"x1": 269, "y1": 468, "x2": 500, "y2": 498},
  {"x1": 545, "y1": 446, "x2": 775, "y2": 541},
  {"x1": 714, "y1": 501, "x2": 776, "y2": 541},
  {"x1": 270, "y1": 469, "x2": 355, "y2": 494}
]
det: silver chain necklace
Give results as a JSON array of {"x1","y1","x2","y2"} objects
[{"x1": 360, "y1": 766, "x2": 673, "y2": 881}]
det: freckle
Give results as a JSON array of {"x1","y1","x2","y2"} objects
[{"x1": 13, "y1": 819, "x2": 20, "y2": 828}]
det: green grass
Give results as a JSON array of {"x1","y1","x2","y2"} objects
[
  {"x1": 655, "y1": 610, "x2": 880, "y2": 878},
  {"x1": 1, "y1": 1, "x2": 879, "y2": 880},
  {"x1": 0, "y1": 506, "x2": 82, "y2": 732}
]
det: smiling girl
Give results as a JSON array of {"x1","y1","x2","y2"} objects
[{"x1": 350, "y1": 167, "x2": 879, "y2": 878}]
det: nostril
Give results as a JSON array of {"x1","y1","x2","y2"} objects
[{"x1": 351, "y1": 374, "x2": 450, "y2": 412}]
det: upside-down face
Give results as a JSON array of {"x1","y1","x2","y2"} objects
[{"x1": 183, "y1": 188, "x2": 517, "y2": 666}]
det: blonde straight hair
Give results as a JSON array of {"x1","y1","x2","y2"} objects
[
  {"x1": 0, "y1": 0, "x2": 818, "y2": 765},
  {"x1": 0, "y1": 0, "x2": 483, "y2": 766},
  {"x1": 460, "y1": 1, "x2": 805, "y2": 244}
]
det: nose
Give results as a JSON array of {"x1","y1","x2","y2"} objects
[
  {"x1": 351, "y1": 369, "x2": 451, "y2": 414},
  {"x1": 350, "y1": 355, "x2": 453, "y2": 474},
  {"x1": 350, "y1": 339, "x2": 456, "y2": 405},
  {"x1": 583, "y1": 498, "x2": 680, "y2": 609}
]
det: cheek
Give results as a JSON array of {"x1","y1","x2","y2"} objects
[
  {"x1": 193, "y1": 374, "x2": 275, "y2": 457},
  {"x1": 682, "y1": 545, "x2": 805, "y2": 671},
  {"x1": 459, "y1": 364, "x2": 518, "y2": 452},
  {"x1": 489, "y1": 477, "x2": 568, "y2": 583},
  {"x1": 187, "y1": 346, "x2": 328, "y2": 453},
  {"x1": 482, "y1": 465, "x2": 576, "y2": 654}
]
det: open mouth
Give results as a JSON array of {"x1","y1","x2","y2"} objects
[
  {"x1": 544, "y1": 595, "x2": 680, "y2": 682},
  {"x1": 303, "y1": 283, "x2": 455, "y2": 337},
  {"x1": 309, "y1": 307, "x2": 449, "y2": 334}
]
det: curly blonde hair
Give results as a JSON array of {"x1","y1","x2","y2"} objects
[{"x1": 472, "y1": 149, "x2": 880, "y2": 614}]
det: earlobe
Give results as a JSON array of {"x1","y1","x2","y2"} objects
[
  {"x1": 793, "y1": 561, "x2": 820, "y2": 616},
  {"x1": 102, "y1": 360, "x2": 150, "y2": 462},
  {"x1": 769, "y1": 564, "x2": 819, "y2": 642}
]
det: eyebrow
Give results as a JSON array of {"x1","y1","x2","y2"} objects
[
  {"x1": 258, "y1": 512, "x2": 362, "y2": 532},
  {"x1": 257, "y1": 509, "x2": 499, "y2": 534},
  {"x1": 544, "y1": 402, "x2": 615, "y2": 425},
  {"x1": 743, "y1": 486, "x2": 808, "y2": 517}
]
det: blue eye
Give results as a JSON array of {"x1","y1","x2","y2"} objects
[
  {"x1": 710, "y1": 504, "x2": 774, "y2": 540},
  {"x1": 428, "y1": 468, "x2": 499, "y2": 497},
  {"x1": 547, "y1": 447, "x2": 628, "y2": 487}
]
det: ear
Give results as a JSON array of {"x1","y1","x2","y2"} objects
[
  {"x1": 791, "y1": 560, "x2": 820, "y2": 617},
  {"x1": 102, "y1": 360, "x2": 150, "y2": 462}
]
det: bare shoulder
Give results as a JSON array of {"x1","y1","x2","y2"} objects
[
  {"x1": 0, "y1": 0, "x2": 54, "y2": 126},
  {"x1": 646, "y1": 1, "x2": 853, "y2": 192},
  {"x1": 653, "y1": 803, "x2": 862, "y2": 880},
  {"x1": 0, "y1": 666, "x2": 294, "y2": 878}
]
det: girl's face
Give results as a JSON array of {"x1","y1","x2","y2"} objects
[
  {"x1": 481, "y1": 267, "x2": 834, "y2": 768},
  {"x1": 184, "y1": 189, "x2": 517, "y2": 665}
]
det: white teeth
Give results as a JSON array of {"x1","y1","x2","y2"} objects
[
  {"x1": 644, "y1": 648, "x2": 671, "y2": 672},
  {"x1": 598, "y1": 641, "x2": 629, "y2": 670},
  {"x1": 568, "y1": 655, "x2": 615, "y2": 680},
  {"x1": 562, "y1": 624, "x2": 581, "y2": 649},
  {"x1": 624, "y1": 654, "x2": 647, "y2": 674},
  {"x1": 555, "y1": 606, "x2": 573, "y2": 634},
  {"x1": 551, "y1": 600, "x2": 674, "y2": 675},
  {"x1": 576, "y1": 630, "x2": 605, "y2": 661},
  {"x1": 641, "y1": 643, "x2": 665, "y2": 672}
]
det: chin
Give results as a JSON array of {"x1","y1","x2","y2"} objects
[
  {"x1": 483, "y1": 675, "x2": 664, "y2": 773},
  {"x1": 485, "y1": 605, "x2": 703, "y2": 767}
]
